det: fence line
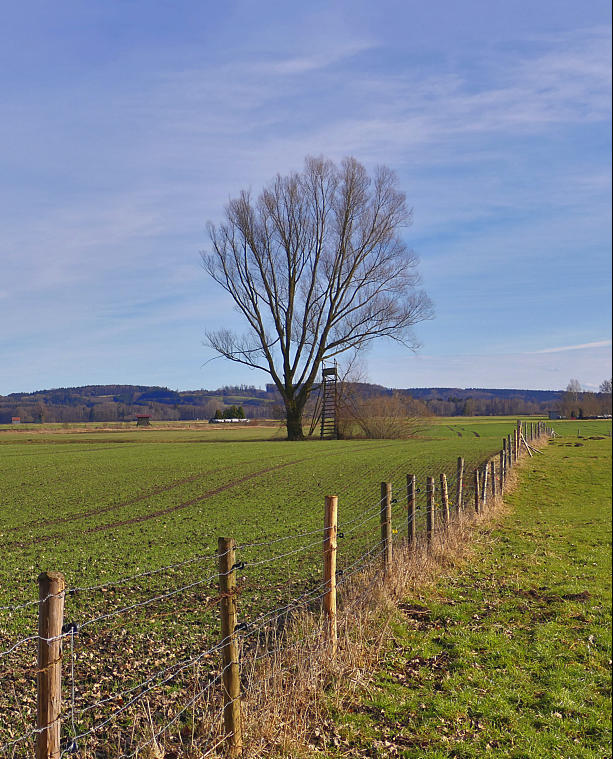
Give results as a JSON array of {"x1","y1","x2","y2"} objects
[{"x1": 0, "y1": 421, "x2": 554, "y2": 758}]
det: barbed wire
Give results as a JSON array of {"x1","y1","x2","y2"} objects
[
  {"x1": 57, "y1": 663, "x2": 232, "y2": 758},
  {"x1": 0, "y1": 442, "x2": 510, "y2": 618},
  {"x1": 114, "y1": 691, "x2": 235, "y2": 759},
  {"x1": 1, "y1": 644, "x2": 227, "y2": 753},
  {"x1": 1, "y1": 434, "x2": 524, "y2": 756},
  {"x1": 0, "y1": 719, "x2": 59, "y2": 755},
  {"x1": 0, "y1": 632, "x2": 41, "y2": 660},
  {"x1": 0, "y1": 548, "x2": 230, "y2": 615},
  {"x1": 76, "y1": 569, "x2": 230, "y2": 632},
  {"x1": 337, "y1": 497, "x2": 404, "y2": 538},
  {"x1": 0, "y1": 540, "x2": 385, "y2": 757},
  {"x1": 67, "y1": 539, "x2": 394, "y2": 754},
  {"x1": 239, "y1": 522, "x2": 337, "y2": 551},
  {"x1": 0, "y1": 516, "x2": 405, "y2": 661},
  {"x1": 241, "y1": 535, "x2": 325, "y2": 569},
  {"x1": 76, "y1": 636, "x2": 225, "y2": 717}
]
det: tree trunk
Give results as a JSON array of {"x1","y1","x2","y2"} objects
[{"x1": 285, "y1": 399, "x2": 306, "y2": 441}]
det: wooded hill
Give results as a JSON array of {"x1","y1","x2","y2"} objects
[{"x1": 0, "y1": 383, "x2": 573, "y2": 424}]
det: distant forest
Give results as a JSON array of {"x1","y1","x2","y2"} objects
[{"x1": 3, "y1": 382, "x2": 610, "y2": 425}]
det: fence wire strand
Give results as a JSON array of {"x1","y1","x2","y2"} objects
[{"x1": 0, "y1": 426, "x2": 540, "y2": 758}]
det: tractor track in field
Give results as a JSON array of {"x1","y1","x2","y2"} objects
[
  {"x1": 4, "y1": 459, "x2": 304, "y2": 548},
  {"x1": 82, "y1": 458, "x2": 305, "y2": 534},
  {"x1": 0, "y1": 445, "x2": 127, "y2": 458},
  {"x1": 3, "y1": 442, "x2": 400, "y2": 548},
  {"x1": 4, "y1": 463, "x2": 247, "y2": 533}
]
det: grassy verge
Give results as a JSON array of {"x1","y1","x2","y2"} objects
[{"x1": 322, "y1": 431, "x2": 612, "y2": 758}]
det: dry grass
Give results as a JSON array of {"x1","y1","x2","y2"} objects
[
  {"x1": 95, "y1": 497, "x2": 514, "y2": 759},
  {"x1": 226, "y1": 475, "x2": 518, "y2": 757},
  {"x1": 129, "y1": 461, "x2": 523, "y2": 758}
]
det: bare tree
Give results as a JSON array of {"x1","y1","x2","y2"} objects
[
  {"x1": 338, "y1": 388, "x2": 429, "y2": 439},
  {"x1": 203, "y1": 156, "x2": 433, "y2": 440},
  {"x1": 599, "y1": 378, "x2": 612, "y2": 394}
]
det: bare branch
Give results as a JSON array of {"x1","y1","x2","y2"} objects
[{"x1": 203, "y1": 155, "x2": 433, "y2": 439}]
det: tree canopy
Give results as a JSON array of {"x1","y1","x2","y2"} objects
[{"x1": 203, "y1": 156, "x2": 433, "y2": 439}]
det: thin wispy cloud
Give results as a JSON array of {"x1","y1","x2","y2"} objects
[
  {"x1": 373, "y1": 342, "x2": 612, "y2": 391},
  {"x1": 256, "y1": 40, "x2": 376, "y2": 76},
  {"x1": 530, "y1": 340, "x2": 612, "y2": 354},
  {"x1": 0, "y1": 4, "x2": 610, "y2": 394}
]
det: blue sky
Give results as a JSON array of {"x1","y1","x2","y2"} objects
[{"x1": 1, "y1": 1, "x2": 611, "y2": 394}]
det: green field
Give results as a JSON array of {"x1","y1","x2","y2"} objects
[
  {"x1": 323, "y1": 425, "x2": 612, "y2": 758},
  {"x1": 1, "y1": 417, "x2": 610, "y2": 756},
  {"x1": 0, "y1": 417, "x2": 559, "y2": 607}
]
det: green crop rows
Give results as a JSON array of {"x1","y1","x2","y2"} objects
[
  {"x1": 0, "y1": 419, "x2": 560, "y2": 608},
  {"x1": 1, "y1": 417, "x2": 609, "y2": 756}
]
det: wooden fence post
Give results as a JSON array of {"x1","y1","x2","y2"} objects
[
  {"x1": 426, "y1": 476, "x2": 435, "y2": 542},
  {"x1": 515, "y1": 431, "x2": 519, "y2": 463},
  {"x1": 380, "y1": 482, "x2": 393, "y2": 575},
  {"x1": 36, "y1": 571, "x2": 65, "y2": 759},
  {"x1": 481, "y1": 463, "x2": 488, "y2": 509},
  {"x1": 508, "y1": 434, "x2": 513, "y2": 466},
  {"x1": 456, "y1": 457, "x2": 464, "y2": 516},
  {"x1": 515, "y1": 430, "x2": 521, "y2": 461},
  {"x1": 474, "y1": 470, "x2": 480, "y2": 514},
  {"x1": 490, "y1": 460, "x2": 496, "y2": 500},
  {"x1": 499, "y1": 449, "x2": 505, "y2": 490},
  {"x1": 516, "y1": 420, "x2": 522, "y2": 456},
  {"x1": 440, "y1": 473, "x2": 449, "y2": 527},
  {"x1": 407, "y1": 474, "x2": 416, "y2": 545},
  {"x1": 323, "y1": 495, "x2": 338, "y2": 655},
  {"x1": 218, "y1": 538, "x2": 242, "y2": 758}
]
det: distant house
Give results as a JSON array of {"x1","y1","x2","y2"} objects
[
  {"x1": 11, "y1": 417, "x2": 21, "y2": 425},
  {"x1": 548, "y1": 411, "x2": 562, "y2": 420},
  {"x1": 136, "y1": 415, "x2": 151, "y2": 426}
]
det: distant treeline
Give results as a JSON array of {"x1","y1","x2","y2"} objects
[
  {"x1": 0, "y1": 383, "x2": 610, "y2": 424},
  {"x1": 0, "y1": 384, "x2": 276, "y2": 424}
]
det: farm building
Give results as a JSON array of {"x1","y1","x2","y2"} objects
[
  {"x1": 135, "y1": 414, "x2": 151, "y2": 426},
  {"x1": 11, "y1": 416, "x2": 21, "y2": 424}
]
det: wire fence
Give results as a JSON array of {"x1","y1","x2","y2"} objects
[{"x1": 0, "y1": 421, "x2": 552, "y2": 758}]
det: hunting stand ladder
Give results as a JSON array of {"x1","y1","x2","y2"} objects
[{"x1": 320, "y1": 366, "x2": 338, "y2": 439}]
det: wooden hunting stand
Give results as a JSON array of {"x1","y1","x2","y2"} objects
[{"x1": 320, "y1": 366, "x2": 338, "y2": 439}]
